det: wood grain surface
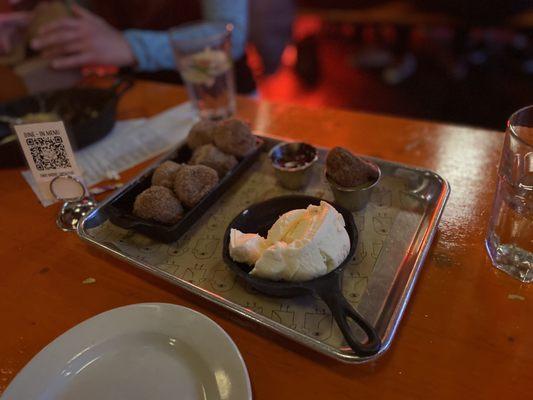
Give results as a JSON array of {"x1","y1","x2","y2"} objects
[{"x1": 1, "y1": 81, "x2": 531, "y2": 400}]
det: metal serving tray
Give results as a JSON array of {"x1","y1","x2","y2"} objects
[{"x1": 78, "y1": 136, "x2": 449, "y2": 363}]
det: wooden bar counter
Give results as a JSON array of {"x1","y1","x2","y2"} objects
[{"x1": 0, "y1": 81, "x2": 531, "y2": 399}]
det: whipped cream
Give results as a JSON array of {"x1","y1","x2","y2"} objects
[
  {"x1": 228, "y1": 201, "x2": 351, "y2": 282},
  {"x1": 229, "y1": 229, "x2": 268, "y2": 265}
]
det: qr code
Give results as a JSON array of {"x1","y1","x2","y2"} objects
[{"x1": 26, "y1": 136, "x2": 71, "y2": 171}]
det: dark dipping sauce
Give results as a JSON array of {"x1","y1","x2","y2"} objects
[{"x1": 270, "y1": 142, "x2": 318, "y2": 170}]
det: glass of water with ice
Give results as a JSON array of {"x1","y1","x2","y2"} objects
[
  {"x1": 486, "y1": 105, "x2": 533, "y2": 282},
  {"x1": 170, "y1": 22, "x2": 236, "y2": 120}
]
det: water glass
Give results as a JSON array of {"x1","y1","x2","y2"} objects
[
  {"x1": 486, "y1": 105, "x2": 533, "y2": 282},
  {"x1": 169, "y1": 22, "x2": 236, "y2": 120}
]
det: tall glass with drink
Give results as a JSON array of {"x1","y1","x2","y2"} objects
[
  {"x1": 486, "y1": 105, "x2": 533, "y2": 282},
  {"x1": 170, "y1": 22, "x2": 236, "y2": 120}
]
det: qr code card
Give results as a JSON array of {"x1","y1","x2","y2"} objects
[{"x1": 14, "y1": 121, "x2": 82, "y2": 203}]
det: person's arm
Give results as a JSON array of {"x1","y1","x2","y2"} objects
[
  {"x1": 30, "y1": 1, "x2": 248, "y2": 71},
  {"x1": 124, "y1": 0, "x2": 248, "y2": 72},
  {"x1": 30, "y1": 4, "x2": 135, "y2": 69}
]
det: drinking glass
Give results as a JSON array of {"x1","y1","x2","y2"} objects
[
  {"x1": 169, "y1": 22, "x2": 236, "y2": 120},
  {"x1": 486, "y1": 105, "x2": 533, "y2": 282}
]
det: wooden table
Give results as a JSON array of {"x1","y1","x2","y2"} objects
[{"x1": 0, "y1": 81, "x2": 531, "y2": 399}]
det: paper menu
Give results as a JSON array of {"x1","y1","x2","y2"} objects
[{"x1": 77, "y1": 102, "x2": 196, "y2": 186}]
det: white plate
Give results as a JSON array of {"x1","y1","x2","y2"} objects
[{"x1": 2, "y1": 303, "x2": 251, "y2": 400}]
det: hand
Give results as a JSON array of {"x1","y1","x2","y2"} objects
[
  {"x1": 0, "y1": 12, "x2": 30, "y2": 54},
  {"x1": 30, "y1": 4, "x2": 135, "y2": 69}
]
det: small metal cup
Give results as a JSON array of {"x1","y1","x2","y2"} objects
[
  {"x1": 326, "y1": 166, "x2": 381, "y2": 211},
  {"x1": 269, "y1": 142, "x2": 318, "y2": 190}
]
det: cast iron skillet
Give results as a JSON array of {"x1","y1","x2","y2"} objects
[
  {"x1": 0, "y1": 77, "x2": 132, "y2": 167},
  {"x1": 222, "y1": 195, "x2": 382, "y2": 357}
]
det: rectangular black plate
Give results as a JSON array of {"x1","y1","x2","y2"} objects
[{"x1": 105, "y1": 138, "x2": 263, "y2": 243}]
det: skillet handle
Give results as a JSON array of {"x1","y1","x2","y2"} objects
[{"x1": 315, "y1": 276, "x2": 381, "y2": 357}]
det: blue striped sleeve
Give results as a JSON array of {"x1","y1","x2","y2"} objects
[{"x1": 123, "y1": 0, "x2": 248, "y2": 72}]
